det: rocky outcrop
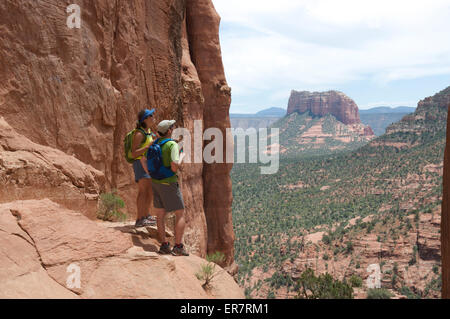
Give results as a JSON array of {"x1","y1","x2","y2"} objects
[
  {"x1": 363, "y1": 126, "x2": 375, "y2": 137},
  {"x1": 0, "y1": 117, "x2": 105, "y2": 218},
  {"x1": 442, "y1": 102, "x2": 450, "y2": 299},
  {"x1": 0, "y1": 0, "x2": 235, "y2": 264},
  {"x1": 0, "y1": 199, "x2": 244, "y2": 299},
  {"x1": 384, "y1": 87, "x2": 449, "y2": 139},
  {"x1": 287, "y1": 90, "x2": 362, "y2": 125},
  {"x1": 418, "y1": 87, "x2": 450, "y2": 111},
  {"x1": 186, "y1": 0, "x2": 235, "y2": 267}
]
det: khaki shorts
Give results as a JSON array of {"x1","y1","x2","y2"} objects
[{"x1": 151, "y1": 181, "x2": 185, "y2": 212}]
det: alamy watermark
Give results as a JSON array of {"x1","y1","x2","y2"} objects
[
  {"x1": 66, "y1": 263, "x2": 81, "y2": 289},
  {"x1": 66, "y1": 4, "x2": 81, "y2": 29},
  {"x1": 172, "y1": 122, "x2": 280, "y2": 174},
  {"x1": 366, "y1": 263, "x2": 381, "y2": 289}
]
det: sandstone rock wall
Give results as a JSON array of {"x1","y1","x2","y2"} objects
[
  {"x1": 0, "y1": 117, "x2": 105, "y2": 218},
  {"x1": 287, "y1": 90, "x2": 362, "y2": 125},
  {"x1": 185, "y1": 0, "x2": 235, "y2": 267},
  {"x1": 0, "y1": 0, "x2": 234, "y2": 265},
  {"x1": 442, "y1": 103, "x2": 450, "y2": 299}
]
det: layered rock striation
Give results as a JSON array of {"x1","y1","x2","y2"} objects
[
  {"x1": 442, "y1": 102, "x2": 450, "y2": 299},
  {"x1": 287, "y1": 90, "x2": 364, "y2": 126}
]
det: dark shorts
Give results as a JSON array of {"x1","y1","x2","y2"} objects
[
  {"x1": 152, "y1": 181, "x2": 185, "y2": 212},
  {"x1": 133, "y1": 160, "x2": 151, "y2": 183}
]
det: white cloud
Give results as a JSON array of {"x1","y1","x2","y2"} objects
[{"x1": 212, "y1": 0, "x2": 450, "y2": 111}]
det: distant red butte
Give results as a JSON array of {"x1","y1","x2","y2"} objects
[{"x1": 287, "y1": 90, "x2": 362, "y2": 125}]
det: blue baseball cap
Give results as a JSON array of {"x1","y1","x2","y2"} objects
[{"x1": 139, "y1": 109, "x2": 155, "y2": 123}]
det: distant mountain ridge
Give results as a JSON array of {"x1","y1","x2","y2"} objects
[
  {"x1": 230, "y1": 107, "x2": 286, "y2": 130},
  {"x1": 255, "y1": 107, "x2": 287, "y2": 117},
  {"x1": 230, "y1": 106, "x2": 415, "y2": 118},
  {"x1": 230, "y1": 104, "x2": 418, "y2": 136},
  {"x1": 360, "y1": 106, "x2": 416, "y2": 114},
  {"x1": 230, "y1": 107, "x2": 286, "y2": 118}
]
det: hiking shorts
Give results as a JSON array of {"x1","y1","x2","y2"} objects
[
  {"x1": 133, "y1": 160, "x2": 151, "y2": 183},
  {"x1": 151, "y1": 181, "x2": 185, "y2": 212}
]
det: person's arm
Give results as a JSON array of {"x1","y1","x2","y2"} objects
[
  {"x1": 131, "y1": 131, "x2": 150, "y2": 158},
  {"x1": 169, "y1": 143, "x2": 184, "y2": 173},
  {"x1": 171, "y1": 152, "x2": 185, "y2": 173}
]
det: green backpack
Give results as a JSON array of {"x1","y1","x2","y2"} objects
[{"x1": 123, "y1": 128, "x2": 151, "y2": 163}]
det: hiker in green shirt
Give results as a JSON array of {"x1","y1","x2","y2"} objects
[{"x1": 151, "y1": 120, "x2": 189, "y2": 256}]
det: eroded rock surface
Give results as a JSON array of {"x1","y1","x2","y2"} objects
[
  {"x1": 0, "y1": 117, "x2": 105, "y2": 217},
  {"x1": 442, "y1": 102, "x2": 450, "y2": 299},
  {"x1": 0, "y1": 199, "x2": 244, "y2": 299},
  {"x1": 287, "y1": 90, "x2": 364, "y2": 126}
]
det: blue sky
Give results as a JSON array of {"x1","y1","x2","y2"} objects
[{"x1": 212, "y1": 0, "x2": 450, "y2": 113}]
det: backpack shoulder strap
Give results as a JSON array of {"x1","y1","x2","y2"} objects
[
  {"x1": 135, "y1": 127, "x2": 151, "y2": 146},
  {"x1": 158, "y1": 138, "x2": 174, "y2": 146},
  {"x1": 137, "y1": 127, "x2": 150, "y2": 136}
]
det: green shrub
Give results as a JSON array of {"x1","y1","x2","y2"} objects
[
  {"x1": 366, "y1": 288, "x2": 394, "y2": 299},
  {"x1": 391, "y1": 274, "x2": 398, "y2": 286},
  {"x1": 393, "y1": 262, "x2": 399, "y2": 274},
  {"x1": 296, "y1": 269, "x2": 353, "y2": 299},
  {"x1": 349, "y1": 275, "x2": 363, "y2": 288},
  {"x1": 196, "y1": 251, "x2": 226, "y2": 290},
  {"x1": 432, "y1": 265, "x2": 439, "y2": 274},
  {"x1": 207, "y1": 251, "x2": 226, "y2": 265},
  {"x1": 400, "y1": 286, "x2": 420, "y2": 299},
  {"x1": 345, "y1": 241, "x2": 354, "y2": 254},
  {"x1": 408, "y1": 255, "x2": 417, "y2": 266},
  {"x1": 97, "y1": 190, "x2": 127, "y2": 222},
  {"x1": 195, "y1": 263, "x2": 216, "y2": 289}
]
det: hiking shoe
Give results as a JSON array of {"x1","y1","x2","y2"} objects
[
  {"x1": 172, "y1": 244, "x2": 189, "y2": 256},
  {"x1": 142, "y1": 215, "x2": 157, "y2": 226},
  {"x1": 134, "y1": 217, "x2": 145, "y2": 228},
  {"x1": 135, "y1": 215, "x2": 157, "y2": 228},
  {"x1": 158, "y1": 242, "x2": 172, "y2": 255}
]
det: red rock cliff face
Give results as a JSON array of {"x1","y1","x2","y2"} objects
[
  {"x1": 0, "y1": 0, "x2": 235, "y2": 265},
  {"x1": 186, "y1": 0, "x2": 235, "y2": 267},
  {"x1": 418, "y1": 87, "x2": 450, "y2": 111},
  {"x1": 442, "y1": 103, "x2": 450, "y2": 299},
  {"x1": 287, "y1": 90, "x2": 361, "y2": 125}
]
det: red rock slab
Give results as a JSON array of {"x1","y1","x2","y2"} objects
[{"x1": 9, "y1": 199, "x2": 133, "y2": 266}]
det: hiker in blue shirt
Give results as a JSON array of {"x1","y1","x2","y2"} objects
[{"x1": 145, "y1": 120, "x2": 189, "y2": 256}]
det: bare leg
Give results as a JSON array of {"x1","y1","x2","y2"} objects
[
  {"x1": 154, "y1": 207, "x2": 166, "y2": 243},
  {"x1": 174, "y1": 209, "x2": 186, "y2": 245},
  {"x1": 137, "y1": 178, "x2": 151, "y2": 220},
  {"x1": 146, "y1": 182, "x2": 154, "y2": 217}
]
